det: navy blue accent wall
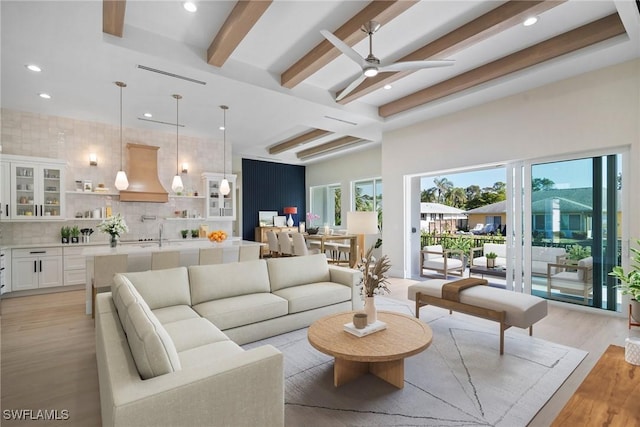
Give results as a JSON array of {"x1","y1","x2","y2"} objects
[{"x1": 242, "y1": 158, "x2": 306, "y2": 241}]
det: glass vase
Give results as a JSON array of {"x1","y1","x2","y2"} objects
[{"x1": 110, "y1": 235, "x2": 118, "y2": 248}]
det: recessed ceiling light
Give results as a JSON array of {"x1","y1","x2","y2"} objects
[
  {"x1": 523, "y1": 16, "x2": 538, "y2": 27},
  {"x1": 183, "y1": 2, "x2": 197, "y2": 12},
  {"x1": 143, "y1": 112, "x2": 152, "y2": 118},
  {"x1": 26, "y1": 64, "x2": 42, "y2": 72},
  {"x1": 384, "y1": 84, "x2": 392, "y2": 90},
  {"x1": 219, "y1": 125, "x2": 225, "y2": 131},
  {"x1": 38, "y1": 93, "x2": 51, "y2": 99}
]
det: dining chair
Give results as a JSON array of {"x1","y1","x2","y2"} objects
[
  {"x1": 199, "y1": 247, "x2": 224, "y2": 265},
  {"x1": 266, "y1": 230, "x2": 280, "y2": 257},
  {"x1": 238, "y1": 245, "x2": 260, "y2": 262},
  {"x1": 151, "y1": 251, "x2": 181, "y2": 270},
  {"x1": 291, "y1": 232, "x2": 320, "y2": 256},
  {"x1": 277, "y1": 232, "x2": 294, "y2": 256},
  {"x1": 92, "y1": 254, "x2": 128, "y2": 319}
]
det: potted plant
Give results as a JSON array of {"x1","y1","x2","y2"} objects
[
  {"x1": 609, "y1": 239, "x2": 640, "y2": 322},
  {"x1": 70, "y1": 225, "x2": 80, "y2": 244},
  {"x1": 60, "y1": 226, "x2": 70, "y2": 244},
  {"x1": 180, "y1": 229, "x2": 188, "y2": 239},
  {"x1": 486, "y1": 251, "x2": 498, "y2": 268},
  {"x1": 357, "y1": 245, "x2": 391, "y2": 325},
  {"x1": 306, "y1": 212, "x2": 320, "y2": 235},
  {"x1": 191, "y1": 229, "x2": 199, "y2": 238}
]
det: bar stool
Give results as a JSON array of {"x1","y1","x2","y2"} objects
[
  {"x1": 92, "y1": 254, "x2": 128, "y2": 319},
  {"x1": 151, "y1": 251, "x2": 181, "y2": 270},
  {"x1": 199, "y1": 247, "x2": 224, "y2": 265},
  {"x1": 238, "y1": 245, "x2": 260, "y2": 262}
]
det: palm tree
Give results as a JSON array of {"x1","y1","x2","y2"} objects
[
  {"x1": 446, "y1": 187, "x2": 467, "y2": 208},
  {"x1": 421, "y1": 187, "x2": 438, "y2": 202},
  {"x1": 532, "y1": 178, "x2": 555, "y2": 192},
  {"x1": 433, "y1": 177, "x2": 453, "y2": 203}
]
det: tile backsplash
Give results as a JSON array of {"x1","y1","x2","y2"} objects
[{"x1": 1, "y1": 108, "x2": 232, "y2": 246}]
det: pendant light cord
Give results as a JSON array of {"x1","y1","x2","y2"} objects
[
  {"x1": 174, "y1": 94, "x2": 182, "y2": 174},
  {"x1": 220, "y1": 105, "x2": 228, "y2": 179},
  {"x1": 119, "y1": 85, "x2": 123, "y2": 170}
]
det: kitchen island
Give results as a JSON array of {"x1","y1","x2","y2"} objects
[{"x1": 83, "y1": 238, "x2": 264, "y2": 315}]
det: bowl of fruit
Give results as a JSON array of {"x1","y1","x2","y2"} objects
[{"x1": 207, "y1": 230, "x2": 227, "y2": 243}]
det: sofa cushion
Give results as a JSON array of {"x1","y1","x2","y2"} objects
[
  {"x1": 178, "y1": 341, "x2": 245, "y2": 369},
  {"x1": 188, "y1": 260, "x2": 271, "y2": 305},
  {"x1": 162, "y1": 317, "x2": 230, "y2": 352},
  {"x1": 122, "y1": 267, "x2": 191, "y2": 309},
  {"x1": 267, "y1": 253, "x2": 330, "y2": 291},
  {"x1": 123, "y1": 301, "x2": 182, "y2": 379},
  {"x1": 484, "y1": 243, "x2": 507, "y2": 258},
  {"x1": 151, "y1": 305, "x2": 200, "y2": 325},
  {"x1": 272, "y1": 282, "x2": 352, "y2": 314},
  {"x1": 193, "y1": 293, "x2": 288, "y2": 330},
  {"x1": 112, "y1": 274, "x2": 145, "y2": 333}
]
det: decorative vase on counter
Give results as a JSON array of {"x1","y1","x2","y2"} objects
[
  {"x1": 110, "y1": 235, "x2": 118, "y2": 248},
  {"x1": 365, "y1": 296, "x2": 377, "y2": 325}
]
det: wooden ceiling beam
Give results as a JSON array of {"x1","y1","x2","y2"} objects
[
  {"x1": 337, "y1": 0, "x2": 565, "y2": 104},
  {"x1": 297, "y1": 136, "x2": 363, "y2": 160},
  {"x1": 103, "y1": 0, "x2": 126, "y2": 37},
  {"x1": 281, "y1": 0, "x2": 418, "y2": 89},
  {"x1": 268, "y1": 129, "x2": 332, "y2": 155},
  {"x1": 207, "y1": 1, "x2": 273, "y2": 67},
  {"x1": 379, "y1": 13, "x2": 626, "y2": 118}
]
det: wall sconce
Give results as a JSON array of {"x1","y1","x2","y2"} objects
[
  {"x1": 89, "y1": 153, "x2": 98, "y2": 166},
  {"x1": 181, "y1": 162, "x2": 189, "y2": 174}
]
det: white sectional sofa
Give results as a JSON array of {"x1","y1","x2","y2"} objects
[{"x1": 95, "y1": 254, "x2": 362, "y2": 427}]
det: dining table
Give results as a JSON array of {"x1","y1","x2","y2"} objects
[{"x1": 305, "y1": 233, "x2": 358, "y2": 268}]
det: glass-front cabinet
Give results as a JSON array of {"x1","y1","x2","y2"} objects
[
  {"x1": 7, "y1": 157, "x2": 65, "y2": 220},
  {"x1": 202, "y1": 173, "x2": 236, "y2": 220}
]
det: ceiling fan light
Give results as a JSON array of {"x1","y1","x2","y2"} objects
[
  {"x1": 171, "y1": 175, "x2": 184, "y2": 193},
  {"x1": 115, "y1": 170, "x2": 129, "y2": 190},
  {"x1": 220, "y1": 178, "x2": 230, "y2": 196},
  {"x1": 363, "y1": 67, "x2": 378, "y2": 77}
]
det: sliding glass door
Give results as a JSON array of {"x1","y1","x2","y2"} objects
[{"x1": 527, "y1": 155, "x2": 622, "y2": 311}]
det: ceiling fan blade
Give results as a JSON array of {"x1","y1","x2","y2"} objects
[
  {"x1": 321, "y1": 29, "x2": 364, "y2": 66},
  {"x1": 336, "y1": 74, "x2": 367, "y2": 101},
  {"x1": 378, "y1": 60, "x2": 455, "y2": 73}
]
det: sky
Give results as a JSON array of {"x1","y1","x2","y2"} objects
[{"x1": 420, "y1": 156, "x2": 619, "y2": 191}]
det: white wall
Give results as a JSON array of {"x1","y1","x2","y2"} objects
[{"x1": 382, "y1": 59, "x2": 640, "y2": 278}]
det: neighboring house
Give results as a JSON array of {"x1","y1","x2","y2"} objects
[
  {"x1": 420, "y1": 203, "x2": 467, "y2": 233},
  {"x1": 466, "y1": 201, "x2": 507, "y2": 233},
  {"x1": 465, "y1": 188, "x2": 621, "y2": 239}
]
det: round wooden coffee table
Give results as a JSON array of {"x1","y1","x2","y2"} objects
[{"x1": 307, "y1": 310, "x2": 432, "y2": 388}]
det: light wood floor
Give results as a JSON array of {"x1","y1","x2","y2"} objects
[{"x1": 0, "y1": 279, "x2": 630, "y2": 426}]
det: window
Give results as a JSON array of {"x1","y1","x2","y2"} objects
[
  {"x1": 309, "y1": 184, "x2": 341, "y2": 227},
  {"x1": 353, "y1": 178, "x2": 382, "y2": 228}
]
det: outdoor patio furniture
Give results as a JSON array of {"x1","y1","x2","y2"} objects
[
  {"x1": 420, "y1": 245, "x2": 465, "y2": 278},
  {"x1": 546, "y1": 256, "x2": 593, "y2": 304}
]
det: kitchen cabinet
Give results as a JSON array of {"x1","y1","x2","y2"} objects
[
  {"x1": 202, "y1": 173, "x2": 236, "y2": 220},
  {"x1": 0, "y1": 162, "x2": 9, "y2": 220},
  {"x1": 0, "y1": 249, "x2": 10, "y2": 294},
  {"x1": 12, "y1": 247, "x2": 63, "y2": 290},
  {"x1": 2, "y1": 155, "x2": 66, "y2": 221},
  {"x1": 63, "y1": 246, "x2": 86, "y2": 286}
]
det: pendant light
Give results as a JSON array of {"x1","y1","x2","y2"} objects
[
  {"x1": 114, "y1": 81, "x2": 129, "y2": 191},
  {"x1": 171, "y1": 94, "x2": 184, "y2": 193},
  {"x1": 219, "y1": 105, "x2": 230, "y2": 196}
]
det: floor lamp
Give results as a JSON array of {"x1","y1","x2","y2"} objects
[{"x1": 347, "y1": 211, "x2": 378, "y2": 262}]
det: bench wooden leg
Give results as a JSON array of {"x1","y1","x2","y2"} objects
[
  {"x1": 529, "y1": 325, "x2": 533, "y2": 336},
  {"x1": 500, "y1": 322, "x2": 505, "y2": 355}
]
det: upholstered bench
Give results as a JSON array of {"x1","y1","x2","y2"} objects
[{"x1": 407, "y1": 279, "x2": 548, "y2": 354}]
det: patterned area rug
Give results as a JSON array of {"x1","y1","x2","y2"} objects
[{"x1": 244, "y1": 298, "x2": 587, "y2": 427}]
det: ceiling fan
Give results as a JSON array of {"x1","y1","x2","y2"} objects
[{"x1": 321, "y1": 21, "x2": 454, "y2": 101}]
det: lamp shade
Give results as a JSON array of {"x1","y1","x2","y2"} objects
[
  {"x1": 219, "y1": 178, "x2": 230, "y2": 196},
  {"x1": 347, "y1": 211, "x2": 378, "y2": 235},
  {"x1": 283, "y1": 207, "x2": 297, "y2": 214},
  {"x1": 171, "y1": 174, "x2": 184, "y2": 193},
  {"x1": 114, "y1": 170, "x2": 129, "y2": 191}
]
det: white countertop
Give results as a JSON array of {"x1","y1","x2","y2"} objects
[{"x1": 82, "y1": 238, "x2": 263, "y2": 257}]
